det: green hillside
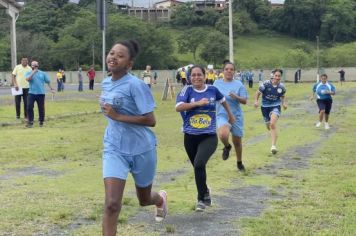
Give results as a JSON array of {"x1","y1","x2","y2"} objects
[{"x1": 172, "y1": 28, "x2": 316, "y2": 69}]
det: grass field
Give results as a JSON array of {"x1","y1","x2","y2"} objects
[{"x1": 0, "y1": 82, "x2": 355, "y2": 235}]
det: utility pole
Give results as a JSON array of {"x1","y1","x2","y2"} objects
[
  {"x1": 316, "y1": 35, "x2": 320, "y2": 82},
  {"x1": 97, "y1": 0, "x2": 107, "y2": 79},
  {"x1": 228, "y1": 0, "x2": 234, "y2": 63},
  {"x1": 92, "y1": 42, "x2": 95, "y2": 66}
]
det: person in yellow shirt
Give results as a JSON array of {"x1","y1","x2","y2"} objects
[
  {"x1": 12, "y1": 57, "x2": 32, "y2": 120},
  {"x1": 206, "y1": 69, "x2": 216, "y2": 84},
  {"x1": 56, "y1": 69, "x2": 63, "y2": 92}
]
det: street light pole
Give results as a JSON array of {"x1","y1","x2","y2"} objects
[
  {"x1": 102, "y1": 0, "x2": 106, "y2": 79},
  {"x1": 228, "y1": 0, "x2": 234, "y2": 63},
  {"x1": 316, "y1": 35, "x2": 319, "y2": 82}
]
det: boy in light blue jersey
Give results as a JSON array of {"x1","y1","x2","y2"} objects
[
  {"x1": 310, "y1": 73, "x2": 335, "y2": 130},
  {"x1": 100, "y1": 40, "x2": 167, "y2": 235},
  {"x1": 254, "y1": 69, "x2": 287, "y2": 154},
  {"x1": 214, "y1": 61, "x2": 248, "y2": 171}
]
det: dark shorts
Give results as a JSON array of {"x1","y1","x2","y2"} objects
[
  {"x1": 317, "y1": 99, "x2": 332, "y2": 114},
  {"x1": 340, "y1": 77, "x2": 345, "y2": 81},
  {"x1": 261, "y1": 105, "x2": 281, "y2": 123}
]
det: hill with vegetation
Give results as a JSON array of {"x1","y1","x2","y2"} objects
[{"x1": 0, "y1": 0, "x2": 355, "y2": 70}]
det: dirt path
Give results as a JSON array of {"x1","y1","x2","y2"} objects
[{"x1": 127, "y1": 89, "x2": 354, "y2": 236}]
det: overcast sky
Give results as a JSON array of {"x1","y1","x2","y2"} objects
[{"x1": 116, "y1": 0, "x2": 285, "y2": 8}]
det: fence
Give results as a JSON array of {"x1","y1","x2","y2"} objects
[{"x1": 1, "y1": 67, "x2": 355, "y2": 87}]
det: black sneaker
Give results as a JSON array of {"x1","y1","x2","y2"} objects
[
  {"x1": 39, "y1": 122, "x2": 43, "y2": 127},
  {"x1": 222, "y1": 144, "x2": 232, "y2": 160},
  {"x1": 203, "y1": 187, "x2": 212, "y2": 206},
  {"x1": 237, "y1": 162, "x2": 245, "y2": 172},
  {"x1": 26, "y1": 123, "x2": 33, "y2": 128}
]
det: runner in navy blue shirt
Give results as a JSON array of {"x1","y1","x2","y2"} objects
[
  {"x1": 176, "y1": 65, "x2": 235, "y2": 212},
  {"x1": 254, "y1": 69, "x2": 287, "y2": 154}
]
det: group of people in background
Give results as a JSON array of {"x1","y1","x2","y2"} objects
[
  {"x1": 11, "y1": 57, "x2": 97, "y2": 127},
  {"x1": 11, "y1": 57, "x2": 54, "y2": 128}
]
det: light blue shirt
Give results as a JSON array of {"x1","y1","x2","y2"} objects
[
  {"x1": 100, "y1": 73, "x2": 156, "y2": 155},
  {"x1": 25, "y1": 70, "x2": 50, "y2": 95},
  {"x1": 213, "y1": 79, "x2": 248, "y2": 117},
  {"x1": 313, "y1": 81, "x2": 335, "y2": 100}
]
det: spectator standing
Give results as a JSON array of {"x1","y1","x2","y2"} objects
[
  {"x1": 87, "y1": 66, "x2": 96, "y2": 90},
  {"x1": 56, "y1": 69, "x2": 63, "y2": 92},
  {"x1": 25, "y1": 61, "x2": 54, "y2": 128},
  {"x1": 61, "y1": 69, "x2": 66, "y2": 91},
  {"x1": 337, "y1": 68, "x2": 345, "y2": 86},
  {"x1": 11, "y1": 57, "x2": 32, "y2": 120},
  {"x1": 141, "y1": 65, "x2": 153, "y2": 88}
]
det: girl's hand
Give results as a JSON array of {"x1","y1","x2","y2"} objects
[
  {"x1": 102, "y1": 103, "x2": 118, "y2": 119},
  {"x1": 228, "y1": 115, "x2": 236, "y2": 125},
  {"x1": 197, "y1": 98, "x2": 209, "y2": 106}
]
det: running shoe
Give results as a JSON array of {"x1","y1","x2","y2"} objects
[
  {"x1": 271, "y1": 146, "x2": 277, "y2": 155},
  {"x1": 237, "y1": 162, "x2": 246, "y2": 171},
  {"x1": 315, "y1": 122, "x2": 321, "y2": 127},
  {"x1": 155, "y1": 190, "x2": 167, "y2": 222},
  {"x1": 203, "y1": 188, "x2": 212, "y2": 206},
  {"x1": 324, "y1": 123, "x2": 330, "y2": 130},
  {"x1": 222, "y1": 144, "x2": 232, "y2": 160},
  {"x1": 195, "y1": 201, "x2": 206, "y2": 212}
]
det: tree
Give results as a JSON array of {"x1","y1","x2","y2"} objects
[
  {"x1": 320, "y1": 1, "x2": 356, "y2": 43},
  {"x1": 170, "y1": 3, "x2": 198, "y2": 27},
  {"x1": 283, "y1": 49, "x2": 313, "y2": 68},
  {"x1": 199, "y1": 31, "x2": 229, "y2": 65},
  {"x1": 177, "y1": 28, "x2": 205, "y2": 62}
]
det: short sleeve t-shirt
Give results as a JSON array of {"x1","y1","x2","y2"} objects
[
  {"x1": 213, "y1": 79, "x2": 248, "y2": 117},
  {"x1": 12, "y1": 65, "x2": 31, "y2": 89},
  {"x1": 25, "y1": 70, "x2": 50, "y2": 95},
  {"x1": 258, "y1": 80, "x2": 286, "y2": 107},
  {"x1": 313, "y1": 81, "x2": 336, "y2": 100},
  {"x1": 176, "y1": 85, "x2": 225, "y2": 135},
  {"x1": 100, "y1": 73, "x2": 156, "y2": 155}
]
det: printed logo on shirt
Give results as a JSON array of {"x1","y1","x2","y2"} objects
[
  {"x1": 189, "y1": 114, "x2": 212, "y2": 129},
  {"x1": 277, "y1": 88, "x2": 283, "y2": 93},
  {"x1": 112, "y1": 97, "x2": 123, "y2": 111}
]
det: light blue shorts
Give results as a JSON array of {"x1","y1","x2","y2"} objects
[
  {"x1": 217, "y1": 114, "x2": 244, "y2": 137},
  {"x1": 103, "y1": 144, "x2": 157, "y2": 188}
]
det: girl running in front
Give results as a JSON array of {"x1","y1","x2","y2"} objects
[
  {"x1": 176, "y1": 65, "x2": 235, "y2": 212},
  {"x1": 100, "y1": 39, "x2": 167, "y2": 236},
  {"x1": 310, "y1": 73, "x2": 336, "y2": 130},
  {"x1": 214, "y1": 61, "x2": 248, "y2": 171},
  {"x1": 254, "y1": 69, "x2": 287, "y2": 154}
]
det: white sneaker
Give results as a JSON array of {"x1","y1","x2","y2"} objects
[
  {"x1": 315, "y1": 122, "x2": 321, "y2": 127},
  {"x1": 155, "y1": 190, "x2": 168, "y2": 222},
  {"x1": 271, "y1": 145, "x2": 277, "y2": 154},
  {"x1": 325, "y1": 123, "x2": 330, "y2": 130}
]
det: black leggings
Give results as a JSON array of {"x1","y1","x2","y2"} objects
[{"x1": 184, "y1": 133, "x2": 218, "y2": 201}]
